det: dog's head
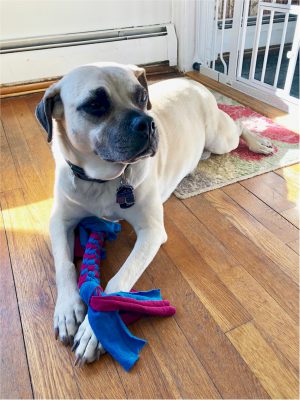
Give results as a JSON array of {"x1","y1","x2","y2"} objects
[{"x1": 36, "y1": 63, "x2": 158, "y2": 164}]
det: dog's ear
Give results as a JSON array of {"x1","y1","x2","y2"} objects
[
  {"x1": 129, "y1": 65, "x2": 152, "y2": 110},
  {"x1": 35, "y1": 82, "x2": 63, "y2": 142}
]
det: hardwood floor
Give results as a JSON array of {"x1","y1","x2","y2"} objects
[{"x1": 0, "y1": 75, "x2": 298, "y2": 399}]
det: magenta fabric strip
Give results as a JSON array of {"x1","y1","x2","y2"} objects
[{"x1": 90, "y1": 295, "x2": 176, "y2": 315}]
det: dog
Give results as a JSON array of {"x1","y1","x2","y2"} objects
[{"x1": 36, "y1": 62, "x2": 273, "y2": 365}]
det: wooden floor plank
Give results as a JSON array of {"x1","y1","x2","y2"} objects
[
  {"x1": 164, "y1": 196, "x2": 240, "y2": 273},
  {"x1": 281, "y1": 207, "x2": 299, "y2": 229},
  {"x1": 72, "y1": 360, "x2": 127, "y2": 399},
  {"x1": 0, "y1": 206, "x2": 33, "y2": 399},
  {"x1": 12, "y1": 97, "x2": 55, "y2": 197},
  {"x1": 208, "y1": 189, "x2": 299, "y2": 283},
  {"x1": 108, "y1": 223, "x2": 268, "y2": 399},
  {"x1": 25, "y1": 93, "x2": 43, "y2": 116},
  {"x1": 223, "y1": 183, "x2": 299, "y2": 243},
  {"x1": 1, "y1": 101, "x2": 49, "y2": 205},
  {"x1": 275, "y1": 164, "x2": 300, "y2": 186},
  {"x1": 287, "y1": 239, "x2": 299, "y2": 254},
  {"x1": 220, "y1": 265, "x2": 299, "y2": 372},
  {"x1": 2, "y1": 98, "x2": 54, "y2": 199},
  {"x1": 260, "y1": 171, "x2": 299, "y2": 195},
  {"x1": 162, "y1": 197, "x2": 251, "y2": 332},
  {"x1": 183, "y1": 193, "x2": 299, "y2": 322},
  {"x1": 227, "y1": 322, "x2": 299, "y2": 399},
  {"x1": 1, "y1": 98, "x2": 58, "y2": 291},
  {"x1": 164, "y1": 196, "x2": 299, "y2": 371},
  {"x1": 163, "y1": 214, "x2": 251, "y2": 332},
  {"x1": 241, "y1": 173, "x2": 297, "y2": 213},
  {"x1": 0, "y1": 120, "x2": 21, "y2": 193},
  {"x1": 0, "y1": 189, "x2": 80, "y2": 399}
]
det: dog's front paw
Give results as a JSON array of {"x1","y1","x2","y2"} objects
[
  {"x1": 72, "y1": 315, "x2": 105, "y2": 366},
  {"x1": 54, "y1": 291, "x2": 86, "y2": 346}
]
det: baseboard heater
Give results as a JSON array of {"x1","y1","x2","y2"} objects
[{"x1": 0, "y1": 23, "x2": 177, "y2": 85}]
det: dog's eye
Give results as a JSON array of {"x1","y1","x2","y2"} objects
[
  {"x1": 141, "y1": 90, "x2": 148, "y2": 103},
  {"x1": 135, "y1": 88, "x2": 148, "y2": 106},
  {"x1": 141, "y1": 90, "x2": 148, "y2": 104},
  {"x1": 78, "y1": 88, "x2": 110, "y2": 117},
  {"x1": 81, "y1": 102, "x2": 107, "y2": 117}
]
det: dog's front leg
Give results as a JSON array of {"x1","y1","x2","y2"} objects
[
  {"x1": 105, "y1": 223, "x2": 167, "y2": 294},
  {"x1": 50, "y1": 209, "x2": 86, "y2": 345},
  {"x1": 73, "y1": 202, "x2": 167, "y2": 365}
]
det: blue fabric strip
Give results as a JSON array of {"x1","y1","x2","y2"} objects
[
  {"x1": 106, "y1": 289, "x2": 163, "y2": 301},
  {"x1": 87, "y1": 307, "x2": 146, "y2": 371},
  {"x1": 78, "y1": 217, "x2": 121, "y2": 249},
  {"x1": 80, "y1": 280, "x2": 149, "y2": 371}
]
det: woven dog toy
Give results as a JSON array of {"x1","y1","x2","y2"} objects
[{"x1": 74, "y1": 217, "x2": 176, "y2": 371}]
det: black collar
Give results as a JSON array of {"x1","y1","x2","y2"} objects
[
  {"x1": 66, "y1": 159, "x2": 135, "y2": 208},
  {"x1": 66, "y1": 160, "x2": 108, "y2": 183}
]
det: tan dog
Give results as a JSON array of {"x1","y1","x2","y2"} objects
[{"x1": 36, "y1": 62, "x2": 273, "y2": 365}]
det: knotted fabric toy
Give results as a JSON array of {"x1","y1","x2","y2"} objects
[{"x1": 74, "y1": 217, "x2": 176, "y2": 371}]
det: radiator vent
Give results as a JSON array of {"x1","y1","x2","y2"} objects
[
  {"x1": 0, "y1": 24, "x2": 167, "y2": 54},
  {"x1": 0, "y1": 23, "x2": 177, "y2": 85}
]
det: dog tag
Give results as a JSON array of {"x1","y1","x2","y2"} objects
[{"x1": 116, "y1": 184, "x2": 135, "y2": 209}]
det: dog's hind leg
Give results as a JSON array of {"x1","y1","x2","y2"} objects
[
  {"x1": 205, "y1": 109, "x2": 241, "y2": 155},
  {"x1": 206, "y1": 110, "x2": 274, "y2": 156}
]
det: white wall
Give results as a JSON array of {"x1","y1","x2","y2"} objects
[
  {"x1": 0, "y1": 0, "x2": 197, "y2": 84},
  {"x1": 0, "y1": 0, "x2": 172, "y2": 40}
]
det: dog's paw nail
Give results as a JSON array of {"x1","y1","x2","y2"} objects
[
  {"x1": 69, "y1": 335, "x2": 74, "y2": 346},
  {"x1": 62, "y1": 336, "x2": 69, "y2": 346},
  {"x1": 71, "y1": 341, "x2": 79, "y2": 352},
  {"x1": 54, "y1": 328, "x2": 59, "y2": 340},
  {"x1": 79, "y1": 357, "x2": 86, "y2": 367},
  {"x1": 74, "y1": 355, "x2": 81, "y2": 366}
]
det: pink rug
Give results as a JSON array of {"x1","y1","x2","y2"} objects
[{"x1": 174, "y1": 104, "x2": 299, "y2": 199}]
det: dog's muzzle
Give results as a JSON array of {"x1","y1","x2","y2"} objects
[{"x1": 94, "y1": 111, "x2": 158, "y2": 163}]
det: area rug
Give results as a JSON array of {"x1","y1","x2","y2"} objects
[{"x1": 174, "y1": 92, "x2": 299, "y2": 199}]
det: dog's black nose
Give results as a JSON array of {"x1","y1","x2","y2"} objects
[{"x1": 131, "y1": 116, "x2": 156, "y2": 138}]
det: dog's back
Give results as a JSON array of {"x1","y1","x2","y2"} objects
[{"x1": 148, "y1": 78, "x2": 217, "y2": 200}]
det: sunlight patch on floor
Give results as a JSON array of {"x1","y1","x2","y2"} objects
[
  {"x1": 1, "y1": 198, "x2": 53, "y2": 234},
  {"x1": 280, "y1": 164, "x2": 300, "y2": 205},
  {"x1": 274, "y1": 114, "x2": 300, "y2": 134}
]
